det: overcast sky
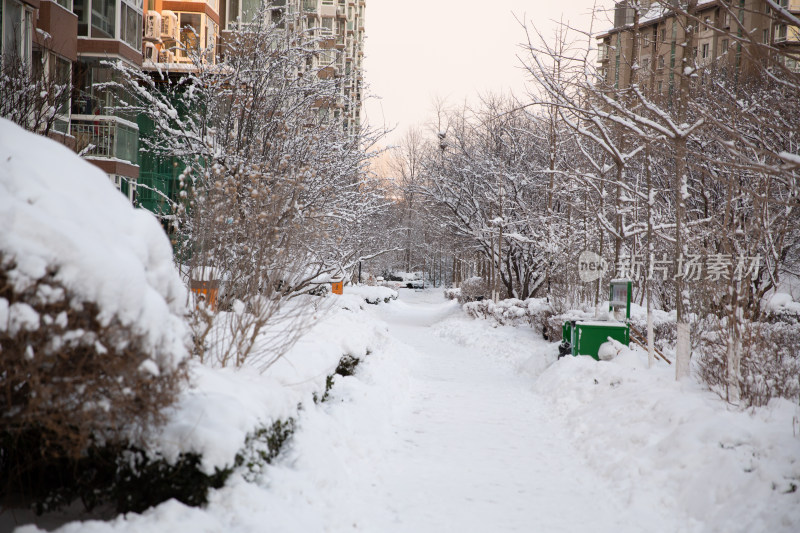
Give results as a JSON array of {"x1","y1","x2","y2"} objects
[{"x1": 363, "y1": 0, "x2": 603, "y2": 146}]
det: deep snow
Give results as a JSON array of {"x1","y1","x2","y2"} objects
[{"x1": 12, "y1": 289, "x2": 800, "y2": 532}]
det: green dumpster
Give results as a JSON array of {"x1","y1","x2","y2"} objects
[{"x1": 571, "y1": 321, "x2": 629, "y2": 360}]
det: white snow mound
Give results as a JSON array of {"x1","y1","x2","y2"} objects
[{"x1": 0, "y1": 118, "x2": 189, "y2": 367}]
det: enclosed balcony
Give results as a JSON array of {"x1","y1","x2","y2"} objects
[{"x1": 70, "y1": 115, "x2": 139, "y2": 165}]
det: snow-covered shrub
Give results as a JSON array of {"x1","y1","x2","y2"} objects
[
  {"x1": 697, "y1": 318, "x2": 800, "y2": 407},
  {"x1": 235, "y1": 419, "x2": 296, "y2": 482},
  {"x1": 344, "y1": 285, "x2": 398, "y2": 305},
  {"x1": 458, "y1": 276, "x2": 489, "y2": 304},
  {"x1": 315, "y1": 353, "x2": 364, "y2": 404},
  {"x1": 444, "y1": 287, "x2": 461, "y2": 300},
  {"x1": 0, "y1": 119, "x2": 189, "y2": 508},
  {"x1": 463, "y1": 297, "x2": 554, "y2": 336}
]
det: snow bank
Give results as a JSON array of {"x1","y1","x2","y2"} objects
[
  {"x1": 0, "y1": 118, "x2": 188, "y2": 367},
  {"x1": 343, "y1": 284, "x2": 398, "y2": 304},
  {"x1": 767, "y1": 293, "x2": 800, "y2": 317},
  {"x1": 431, "y1": 309, "x2": 554, "y2": 378},
  {"x1": 534, "y1": 351, "x2": 800, "y2": 531},
  {"x1": 149, "y1": 294, "x2": 390, "y2": 473},
  {"x1": 14, "y1": 297, "x2": 405, "y2": 533}
]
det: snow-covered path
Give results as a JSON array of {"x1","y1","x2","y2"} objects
[
  {"x1": 299, "y1": 290, "x2": 679, "y2": 532},
  {"x1": 15, "y1": 289, "x2": 799, "y2": 533}
]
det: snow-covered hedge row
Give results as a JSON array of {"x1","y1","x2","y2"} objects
[
  {"x1": 149, "y1": 294, "x2": 388, "y2": 477},
  {"x1": 0, "y1": 118, "x2": 191, "y2": 506},
  {"x1": 463, "y1": 297, "x2": 554, "y2": 337}
]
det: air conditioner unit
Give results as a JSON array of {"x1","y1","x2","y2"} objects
[
  {"x1": 144, "y1": 42, "x2": 157, "y2": 62},
  {"x1": 161, "y1": 11, "x2": 179, "y2": 42},
  {"x1": 145, "y1": 11, "x2": 162, "y2": 41},
  {"x1": 158, "y1": 50, "x2": 175, "y2": 63}
]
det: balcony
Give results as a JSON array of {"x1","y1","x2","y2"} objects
[{"x1": 71, "y1": 115, "x2": 139, "y2": 165}]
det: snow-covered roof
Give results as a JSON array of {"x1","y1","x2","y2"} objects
[{"x1": 598, "y1": 0, "x2": 720, "y2": 38}]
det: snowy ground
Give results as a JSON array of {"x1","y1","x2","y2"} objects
[{"x1": 14, "y1": 289, "x2": 800, "y2": 532}]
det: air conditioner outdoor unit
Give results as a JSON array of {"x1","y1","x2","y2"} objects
[
  {"x1": 161, "y1": 11, "x2": 179, "y2": 41},
  {"x1": 158, "y1": 50, "x2": 175, "y2": 63},
  {"x1": 145, "y1": 11, "x2": 162, "y2": 41},
  {"x1": 144, "y1": 42, "x2": 157, "y2": 62}
]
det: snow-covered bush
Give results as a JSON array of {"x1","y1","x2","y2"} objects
[
  {"x1": 458, "y1": 276, "x2": 489, "y2": 304},
  {"x1": 0, "y1": 119, "x2": 189, "y2": 507},
  {"x1": 697, "y1": 318, "x2": 800, "y2": 407},
  {"x1": 464, "y1": 297, "x2": 554, "y2": 337},
  {"x1": 444, "y1": 287, "x2": 461, "y2": 300},
  {"x1": 344, "y1": 285, "x2": 398, "y2": 305}
]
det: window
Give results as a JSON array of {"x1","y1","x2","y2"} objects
[
  {"x1": 658, "y1": 55, "x2": 665, "y2": 69},
  {"x1": 241, "y1": 0, "x2": 260, "y2": 22},
  {"x1": 641, "y1": 57, "x2": 650, "y2": 71},
  {"x1": 50, "y1": 54, "x2": 72, "y2": 124},
  {"x1": 204, "y1": 17, "x2": 218, "y2": 57},
  {"x1": 776, "y1": 24, "x2": 788, "y2": 42},
  {"x1": 74, "y1": 0, "x2": 90, "y2": 36},
  {"x1": 321, "y1": 17, "x2": 333, "y2": 34},
  {"x1": 657, "y1": 80, "x2": 662, "y2": 93},
  {"x1": 179, "y1": 13, "x2": 202, "y2": 57},
  {"x1": 701, "y1": 43, "x2": 709, "y2": 58},
  {"x1": 763, "y1": 29, "x2": 769, "y2": 44},
  {"x1": 660, "y1": 28, "x2": 666, "y2": 42},
  {"x1": 2, "y1": 0, "x2": 34, "y2": 66},
  {"x1": 721, "y1": 38, "x2": 729, "y2": 52},
  {"x1": 91, "y1": 0, "x2": 117, "y2": 39},
  {"x1": 642, "y1": 33, "x2": 649, "y2": 47},
  {"x1": 120, "y1": 1, "x2": 143, "y2": 51},
  {"x1": 55, "y1": 0, "x2": 73, "y2": 10}
]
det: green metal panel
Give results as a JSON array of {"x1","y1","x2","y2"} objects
[
  {"x1": 136, "y1": 114, "x2": 183, "y2": 217},
  {"x1": 574, "y1": 322, "x2": 629, "y2": 361}
]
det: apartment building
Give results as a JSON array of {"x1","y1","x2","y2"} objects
[
  {"x1": 221, "y1": 0, "x2": 365, "y2": 135},
  {"x1": 2, "y1": 0, "x2": 76, "y2": 143},
  {"x1": 138, "y1": 0, "x2": 219, "y2": 66},
  {"x1": 71, "y1": 0, "x2": 145, "y2": 201},
  {"x1": 2, "y1": 0, "x2": 364, "y2": 215},
  {"x1": 1, "y1": 0, "x2": 141, "y2": 199},
  {"x1": 597, "y1": 0, "x2": 800, "y2": 95}
]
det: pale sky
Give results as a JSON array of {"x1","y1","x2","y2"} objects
[{"x1": 363, "y1": 0, "x2": 603, "y2": 146}]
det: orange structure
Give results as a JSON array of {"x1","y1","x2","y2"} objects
[
  {"x1": 190, "y1": 278, "x2": 219, "y2": 310},
  {"x1": 331, "y1": 281, "x2": 343, "y2": 295}
]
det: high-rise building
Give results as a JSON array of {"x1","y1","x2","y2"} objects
[
  {"x1": 597, "y1": 0, "x2": 800, "y2": 95},
  {"x1": 221, "y1": 0, "x2": 365, "y2": 136}
]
